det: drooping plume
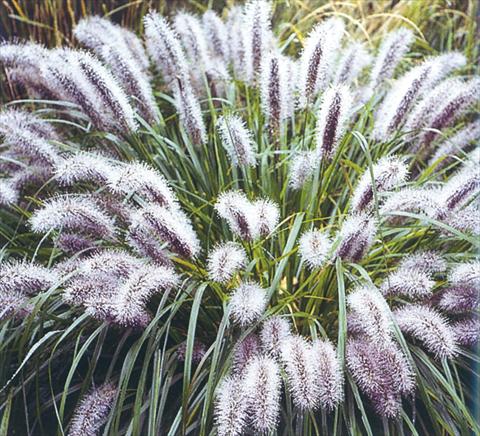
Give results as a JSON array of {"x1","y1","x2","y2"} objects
[
  {"x1": 394, "y1": 304, "x2": 458, "y2": 359},
  {"x1": 440, "y1": 162, "x2": 479, "y2": 211},
  {"x1": 207, "y1": 242, "x2": 247, "y2": 283},
  {"x1": 451, "y1": 317, "x2": 480, "y2": 347},
  {"x1": 381, "y1": 267, "x2": 435, "y2": 299},
  {"x1": 298, "y1": 228, "x2": 333, "y2": 269},
  {"x1": 68, "y1": 382, "x2": 117, "y2": 436},
  {"x1": 217, "y1": 115, "x2": 257, "y2": 167},
  {"x1": 229, "y1": 281, "x2": 268, "y2": 326},
  {"x1": 351, "y1": 155, "x2": 408, "y2": 212},
  {"x1": 55, "y1": 153, "x2": 115, "y2": 186},
  {"x1": 315, "y1": 85, "x2": 352, "y2": 160}
]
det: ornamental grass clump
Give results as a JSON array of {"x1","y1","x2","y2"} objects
[{"x1": 0, "y1": 1, "x2": 479, "y2": 435}]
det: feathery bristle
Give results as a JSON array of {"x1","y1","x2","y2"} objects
[
  {"x1": 451, "y1": 317, "x2": 480, "y2": 347},
  {"x1": 441, "y1": 162, "x2": 480, "y2": 211},
  {"x1": 315, "y1": 85, "x2": 352, "y2": 160},
  {"x1": 449, "y1": 261, "x2": 480, "y2": 289},
  {"x1": 243, "y1": 356, "x2": 281, "y2": 432},
  {"x1": 214, "y1": 376, "x2": 248, "y2": 436},
  {"x1": 229, "y1": 281, "x2": 267, "y2": 326},
  {"x1": 217, "y1": 115, "x2": 256, "y2": 167},
  {"x1": 254, "y1": 198, "x2": 280, "y2": 237},
  {"x1": 207, "y1": 242, "x2": 247, "y2": 283},
  {"x1": 381, "y1": 267, "x2": 435, "y2": 299},
  {"x1": 30, "y1": 196, "x2": 116, "y2": 239},
  {"x1": 311, "y1": 339, "x2": 343, "y2": 410},
  {"x1": 128, "y1": 204, "x2": 200, "y2": 258},
  {"x1": 107, "y1": 161, "x2": 175, "y2": 206},
  {"x1": 351, "y1": 155, "x2": 408, "y2": 212},
  {"x1": 0, "y1": 179, "x2": 18, "y2": 205},
  {"x1": 298, "y1": 228, "x2": 333, "y2": 269},
  {"x1": 232, "y1": 334, "x2": 260, "y2": 374},
  {"x1": 436, "y1": 285, "x2": 479, "y2": 314},
  {"x1": 289, "y1": 150, "x2": 320, "y2": 189},
  {"x1": 260, "y1": 316, "x2": 291, "y2": 356},
  {"x1": 394, "y1": 304, "x2": 458, "y2": 359},
  {"x1": 176, "y1": 340, "x2": 207, "y2": 364},
  {"x1": 202, "y1": 10, "x2": 230, "y2": 61},
  {"x1": 280, "y1": 335, "x2": 319, "y2": 410},
  {"x1": 399, "y1": 251, "x2": 447, "y2": 274},
  {"x1": 298, "y1": 18, "x2": 345, "y2": 106},
  {"x1": 0, "y1": 260, "x2": 57, "y2": 295},
  {"x1": 55, "y1": 153, "x2": 114, "y2": 186},
  {"x1": 336, "y1": 213, "x2": 377, "y2": 263},
  {"x1": 347, "y1": 286, "x2": 393, "y2": 343},
  {"x1": 174, "y1": 12, "x2": 210, "y2": 67},
  {"x1": 68, "y1": 382, "x2": 117, "y2": 436},
  {"x1": 334, "y1": 42, "x2": 371, "y2": 86}
]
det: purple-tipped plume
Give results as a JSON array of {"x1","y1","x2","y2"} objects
[
  {"x1": 436, "y1": 285, "x2": 479, "y2": 314},
  {"x1": 351, "y1": 155, "x2": 408, "y2": 212},
  {"x1": 229, "y1": 281, "x2": 267, "y2": 326},
  {"x1": 297, "y1": 18, "x2": 345, "y2": 106},
  {"x1": 451, "y1": 317, "x2": 480, "y2": 347},
  {"x1": 233, "y1": 334, "x2": 261, "y2": 374},
  {"x1": 68, "y1": 383, "x2": 116, "y2": 436},
  {"x1": 243, "y1": 356, "x2": 281, "y2": 432},
  {"x1": 217, "y1": 115, "x2": 256, "y2": 167},
  {"x1": 55, "y1": 153, "x2": 115, "y2": 186},
  {"x1": 394, "y1": 304, "x2": 458, "y2": 359},
  {"x1": 347, "y1": 286, "x2": 393, "y2": 343},
  {"x1": 311, "y1": 339, "x2": 343, "y2": 410},
  {"x1": 260, "y1": 316, "x2": 291, "y2": 356},
  {"x1": 381, "y1": 267, "x2": 435, "y2": 300},
  {"x1": 334, "y1": 42, "x2": 371, "y2": 86},
  {"x1": 449, "y1": 261, "x2": 480, "y2": 288},
  {"x1": 202, "y1": 10, "x2": 230, "y2": 61},
  {"x1": 315, "y1": 85, "x2": 352, "y2": 160},
  {"x1": 441, "y1": 162, "x2": 479, "y2": 211},
  {"x1": 128, "y1": 204, "x2": 200, "y2": 258},
  {"x1": 30, "y1": 196, "x2": 116, "y2": 239},
  {"x1": 214, "y1": 376, "x2": 248, "y2": 436},
  {"x1": 107, "y1": 161, "x2": 175, "y2": 207},
  {"x1": 243, "y1": 0, "x2": 273, "y2": 83},
  {"x1": 399, "y1": 250, "x2": 446, "y2": 274},
  {"x1": 298, "y1": 228, "x2": 333, "y2": 269},
  {"x1": 289, "y1": 150, "x2": 320, "y2": 189},
  {"x1": 254, "y1": 198, "x2": 280, "y2": 237},
  {"x1": 280, "y1": 335, "x2": 318, "y2": 410},
  {"x1": 336, "y1": 213, "x2": 377, "y2": 263},
  {"x1": 207, "y1": 242, "x2": 247, "y2": 283},
  {"x1": 176, "y1": 340, "x2": 207, "y2": 364}
]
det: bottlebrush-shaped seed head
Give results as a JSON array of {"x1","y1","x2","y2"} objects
[
  {"x1": 214, "y1": 376, "x2": 248, "y2": 436},
  {"x1": 202, "y1": 10, "x2": 230, "y2": 61},
  {"x1": 260, "y1": 316, "x2": 291, "y2": 357},
  {"x1": 0, "y1": 260, "x2": 58, "y2": 295},
  {"x1": 173, "y1": 80, "x2": 207, "y2": 145},
  {"x1": 70, "y1": 50, "x2": 137, "y2": 133},
  {"x1": 336, "y1": 213, "x2": 377, "y2": 263},
  {"x1": 380, "y1": 267, "x2": 435, "y2": 300},
  {"x1": 449, "y1": 261, "x2": 480, "y2": 289},
  {"x1": 144, "y1": 12, "x2": 190, "y2": 86},
  {"x1": 347, "y1": 286, "x2": 393, "y2": 343},
  {"x1": 280, "y1": 335, "x2": 319, "y2": 410},
  {"x1": 394, "y1": 304, "x2": 458, "y2": 359},
  {"x1": 126, "y1": 226, "x2": 172, "y2": 265},
  {"x1": 260, "y1": 53, "x2": 291, "y2": 129},
  {"x1": 217, "y1": 115, "x2": 256, "y2": 167},
  {"x1": 254, "y1": 198, "x2": 280, "y2": 237},
  {"x1": 289, "y1": 150, "x2": 320, "y2": 189},
  {"x1": 114, "y1": 264, "x2": 178, "y2": 327},
  {"x1": 334, "y1": 42, "x2": 371, "y2": 86},
  {"x1": 55, "y1": 153, "x2": 115, "y2": 186},
  {"x1": 229, "y1": 281, "x2": 267, "y2": 326},
  {"x1": 298, "y1": 228, "x2": 333, "y2": 269},
  {"x1": 68, "y1": 382, "x2": 117, "y2": 436},
  {"x1": 451, "y1": 317, "x2": 480, "y2": 347},
  {"x1": 315, "y1": 85, "x2": 352, "y2": 160},
  {"x1": 243, "y1": 0, "x2": 273, "y2": 83},
  {"x1": 215, "y1": 190, "x2": 258, "y2": 241},
  {"x1": 297, "y1": 18, "x2": 345, "y2": 106},
  {"x1": 399, "y1": 250, "x2": 447, "y2": 274},
  {"x1": 351, "y1": 155, "x2": 408, "y2": 212},
  {"x1": 107, "y1": 161, "x2": 175, "y2": 207},
  {"x1": 30, "y1": 196, "x2": 116, "y2": 239},
  {"x1": 233, "y1": 333, "x2": 260, "y2": 374},
  {"x1": 55, "y1": 233, "x2": 96, "y2": 255},
  {"x1": 0, "y1": 108, "x2": 59, "y2": 141},
  {"x1": 243, "y1": 356, "x2": 281, "y2": 432},
  {"x1": 346, "y1": 337, "x2": 414, "y2": 418},
  {"x1": 0, "y1": 180, "x2": 18, "y2": 205},
  {"x1": 174, "y1": 12, "x2": 210, "y2": 67},
  {"x1": 207, "y1": 242, "x2": 247, "y2": 283},
  {"x1": 0, "y1": 288, "x2": 32, "y2": 322},
  {"x1": 311, "y1": 339, "x2": 344, "y2": 411},
  {"x1": 436, "y1": 285, "x2": 479, "y2": 314},
  {"x1": 444, "y1": 203, "x2": 480, "y2": 236},
  {"x1": 380, "y1": 187, "x2": 446, "y2": 220},
  {"x1": 128, "y1": 204, "x2": 200, "y2": 258},
  {"x1": 367, "y1": 28, "x2": 414, "y2": 92},
  {"x1": 441, "y1": 162, "x2": 480, "y2": 211},
  {"x1": 429, "y1": 120, "x2": 480, "y2": 169},
  {"x1": 419, "y1": 78, "x2": 480, "y2": 149}
]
